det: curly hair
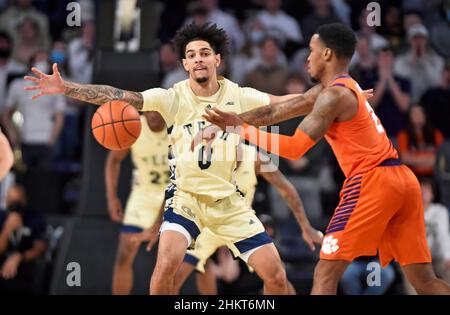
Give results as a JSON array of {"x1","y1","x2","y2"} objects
[{"x1": 172, "y1": 23, "x2": 229, "y2": 60}]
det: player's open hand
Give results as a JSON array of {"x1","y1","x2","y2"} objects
[
  {"x1": 202, "y1": 108, "x2": 244, "y2": 131},
  {"x1": 23, "y1": 63, "x2": 65, "y2": 99},
  {"x1": 107, "y1": 196, "x2": 124, "y2": 222},
  {"x1": 301, "y1": 225, "x2": 324, "y2": 251},
  {"x1": 133, "y1": 224, "x2": 160, "y2": 252}
]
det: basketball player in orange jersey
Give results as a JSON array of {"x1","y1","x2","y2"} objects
[{"x1": 200, "y1": 23, "x2": 450, "y2": 295}]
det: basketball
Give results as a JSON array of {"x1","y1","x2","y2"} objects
[{"x1": 91, "y1": 100, "x2": 142, "y2": 150}]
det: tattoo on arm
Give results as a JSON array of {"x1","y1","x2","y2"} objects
[
  {"x1": 297, "y1": 88, "x2": 341, "y2": 141},
  {"x1": 239, "y1": 84, "x2": 323, "y2": 127},
  {"x1": 64, "y1": 81, "x2": 143, "y2": 109}
]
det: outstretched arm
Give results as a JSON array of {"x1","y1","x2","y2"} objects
[
  {"x1": 237, "y1": 85, "x2": 372, "y2": 127},
  {"x1": 256, "y1": 157, "x2": 323, "y2": 250},
  {"x1": 24, "y1": 63, "x2": 144, "y2": 109},
  {"x1": 239, "y1": 84, "x2": 324, "y2": 127},
  {"x1": 204, "y1": 87, "x2": 345, "y2": 160}
]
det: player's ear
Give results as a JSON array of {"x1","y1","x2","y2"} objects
[
  {"x1": 215, "y1": 53, "x2": 221, "y2": 67},
  {"x1": 182, "y1": 58, "x2": 189, "y2": 72},
  {"x1": 323, "y1": 48, "x2": 332, "y2": 61}
]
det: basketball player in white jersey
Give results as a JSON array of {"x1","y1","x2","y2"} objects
[
  {"x1": 23, "y1": 23, "x2": 325, "y2": 294},
  {"x1": 173, "y1": 144, "x2": 317, "y2": 294},
  {"x1": 105, "y1": 111, "x2": 168, "y2": 294}
]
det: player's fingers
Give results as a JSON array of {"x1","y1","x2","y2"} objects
[
  {"x1": 211, "y1": 107, "x2": 227, "y2": 116},
  {"x1": 52, "y1": 63, "x2": 60, "y2": 76},
  {"x1": 24, "y1": 85, "x2": 41, "y2": 91},
  {"x1": 24, "y1": 75, "x2": 40, "y2": 83},
  {"x1": 31, "y1": 67, "x2": 47, "y2": 78},
  {"x1": 206, "y1": 108, "x2": 222, "y2": 119},
  {"x1": 31, "y1": 92, "x2": 44, "y2": 100}
]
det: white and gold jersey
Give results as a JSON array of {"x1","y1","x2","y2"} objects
[
  {"x1": 141, "y1": 77, "x2": 269, "y2": 202},
  {"x1": 130, "y1": 115, "x2": 169, "y2": 191}
]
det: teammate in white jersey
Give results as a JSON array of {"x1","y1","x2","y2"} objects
[
  {"x1": 23, "y1": 23, "x2": 323, "y2": 294},
  {"x1": 105, "y1": 111, "x2": 168, "y2": 295},
  {"x1": 173, "y1": 144, "x2": 318, "y2": 294}
]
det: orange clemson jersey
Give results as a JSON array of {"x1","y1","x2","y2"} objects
[{"x1": 324, "y1": 75, "x2": 398, "y2": 178}]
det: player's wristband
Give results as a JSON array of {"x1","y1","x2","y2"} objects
[{"x1": 240, "y1": 123, "x2": 316, "y2": 160}]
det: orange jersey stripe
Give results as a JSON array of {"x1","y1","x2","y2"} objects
[{"x1": 324, "y1": 75, "x2": 398, "y2": 178}]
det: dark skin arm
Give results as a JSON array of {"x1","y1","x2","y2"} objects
[
  {"x1": 200, "y1": 86, "x2": 356, "y2": 145},
  {"x1": 105, "y1": 149, "x2": 130, "y2": 222},
  {"x1": 255, "y1": 156, "x2": 323, "y2": 250}
]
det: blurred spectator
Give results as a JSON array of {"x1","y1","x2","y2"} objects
[
  {"x1": 0, "y1": 0, "x2": 50, "y2": 49},
  {"x1": 2, "y1": 51, "x2": 66, "y2": 171},
  {"x1": 0, "y1": 184, "x2": 48, "y2": 294},
  {"x1": 159, "y1": 42, "x2": 187, "y2": 89},
  {"x1": 301, "y1": 0, "x2": 342, "y2": 42},
  {"x1": 340, "y1": 257, "x2": 396, "y2": 295},
  {"x1": 356, "y1": 8, "x2": 388, "y2": 52},
  {"x1": 68, "y1": 21, "x2": 95, "y2": 84},
  {"x1": 185, "y1": 0, "x2": 245, "y2": 53},
  {"x1": 11, "y1": 17, "x2": 44, "y2": 68},
  {"x1": 397, "y1": 105, "x2": 443, "y2": 177},
  {"x1": 330, "y1": 0, "x2": 351, "y2": 25},
  {"x1": 255, "y1": 0, "x2": 304, "y2": 45},
  {"x1": 50, "y1": 41, "x2": 81, "y2": 165},
  {"x1": 187, "y1": 1, "x2": 209, "y2": 27},
  {"x1": 394, "y1": 24, "x2": 444, "y2": 102},
  {"x1": 428, "y1": 1, "x2": 450, "y2": 59},
  {"x1": 350, "y1": 33, "x2": 376, "y2": 73},
  {"x1": 421, "y1": 178, "x2": 450, "y2": 283},
  {"x1": 0, "y1": 32, "x2": 25, "y2": 115},
  {"x1": 378, "y1": 5, "x2": 404, "y2": 52},
  {"x1": 355, "y1": 46, "x2": 410, "y2": 139},
  {"x1": 230, "y1": 18, "x2": 267, "y2": 85},
  {"x1": 435, "y1": 139, "x2": 450, "y2": 209},
  {"x1": 421, "y1": 63, "x2": 450, "y2": 138},
  {"x1": 244, "y1": 36, "x2": 289, "y2": 95}
]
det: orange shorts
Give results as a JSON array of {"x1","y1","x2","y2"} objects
[{"x1": 320, "y1": 163, "x2": 431, "y2": 267}]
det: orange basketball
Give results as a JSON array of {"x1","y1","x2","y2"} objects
[{"x1": 91, "y1": 100, "x2": 141, "y2": 150}]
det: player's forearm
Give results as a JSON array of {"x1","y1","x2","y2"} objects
[
  {"x1": 63, "y1": 80, "x2": 143, "y2": 109},
  {"x1": 22, "y1": 241, "x2": 47, "y2": 262},
  {"x1": 279, "y1": 183, "x2": 310, "y2": 228},
  {"x1": 105, "y1": 160, "x2": 121, "y2": 199},
  {"x1": 239, "y1": 85, "x2": 323, "y2": 127},
  {"x1": 0, "y1": 230, "x2": 10, "y2": 254},
  {"x1": 0, "y1": 133, "x2": 13, "y2": 180}
]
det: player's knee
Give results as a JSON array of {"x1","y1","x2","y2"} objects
[
  {"x1": 408, "y1": 272, "x2": 439, "y2": 294},
  {"x1": 313, "y1": 264, "x2": 338, "y2": 288},
  {"x1": 265, "y1": 266, "x2": 287, "y2": 290},
  {"x1": 116, "y1": 236, "x2": 139, "y2": 265}
]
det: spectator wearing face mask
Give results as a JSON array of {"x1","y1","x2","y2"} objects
[
  {"x1": 0, "y1": 184, "x2": 48, "y2": 294},
  {"x1": 2, "y1": 50, "x2": 66, "y2": 171}
]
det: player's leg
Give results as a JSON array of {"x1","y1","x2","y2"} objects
[
  {"x1": 150, "y1": 228, "x2": 189, "y2": 294},
  {"x1": 112, "y1": 230, "x2": 141, "y2": 295},
  {"x1": 387, "y1": 167, "x2": 450, "y2": 294},
  {"x1": 246, "y1": 243, "x2": 288, "y2": 294},
  {"x1": 401, "y1": 263, "x2": 450, "y2": 294},
  {"x1": 287, "y1": 280, "x2": 296, "y2": 295},
  {"x1": 314, "y1": 168, "x2": 404, "y2": 294},
  {"x1": 311, "y1": 259, "x2": 350, "y2": 294},
  {"x1": 196, "y1": 260, "x2": 218, "y2": 295},
  {"x1": 173, "y1": 260, "x2": 196, "y2": 294}
]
